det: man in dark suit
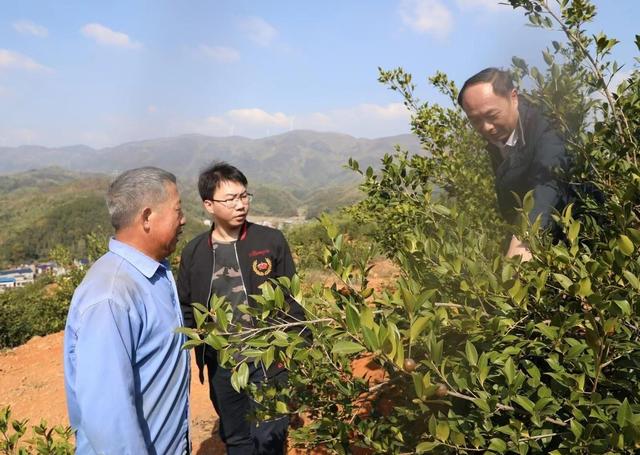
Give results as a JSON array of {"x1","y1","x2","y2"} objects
[{"x1": 458, "y1": 67, "x2": 570, "y2": 260}]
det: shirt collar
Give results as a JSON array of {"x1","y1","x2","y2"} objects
[
  {"x1": 504, "y1": 128, "x2": 518, "y2": 147},
  {"x1": 493, "y1": 115, "x2": 526, "y2": 152},
  {"x1": 108, "y1": 237, "x2": 167, "y2": 279}
]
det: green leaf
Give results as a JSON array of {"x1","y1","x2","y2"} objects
[
  {"x1": 237, "y1": 362, "x2": 249, "y2": 390},
  {"x1": 416, "y1": 441, "x2": 441, "y2": 453},
  {"x1": 410, "y1": 316, "x2": 430, "y2": 342},
  {"x1": 617, "y1": 398, "x2": 632, "y2": 427},
  {"x1": 345, "y1": 304, "x2": 360, "y2": 333},
  {"x1": 465, "y1": 341, "x2": 478, "y2": 367},
  {"x1": 627, "y1": 227, "x2": 640, "y2": 244},
  {"x1": 181, "y1": 339, "x2": 203, "y2": 351},
  {"x1": 488, "y1": 438, "x2": 507, "y2": 453},
  {"x1": 614, "y1": 299, "x2": 631, "y2": 316},
  {"x1": 436, "y1": 421, "x2": 450, "y2": 441},
  {"x1": 230, "y1": 370, "x2": 241, "y2": 392},
  {"x1": 275, "y1": 401, "x2": 289, "y2": 414},
  {"x1": 174, "y1": 326, "x2": 201, "y2": 341},
  {"x1": 535, "y1": 322, "x2": 559, "y2": 341},
  {"x1": 553, "y1": 273, "x2": 573, "y2": 290},
  {"x1": 412, "y1": 372, "x2": 424, "y2": 398},
  {"x1": 331, "y1": 341, "x2": 366, "y2": 355},
  {"x1": 361, "y1": 306, "x2": 374, "y2": 328},
  {"x1": 523, "y1": 190, "x2": 535, "y2": 215},
  {"x1": 478, "y1": 353, "x2": 489, "y2": 386},
  {"x1": 262, "y1": 346, "x2": 275, "y2": 370},
  {"x1": 474, "y1": 397, "x2": 491, "y2": 413},
  {"x1": 568, "y1": 220, "x2": 581, "y2": 243},
  {"x1": 193, "y1": 306, "x2": 207, "y2": 328},
  {"x1": 204, "y1": 333, "x2": 228, "y2": 350},
  {"x1": 503, "y1": 358, "x2": 516, "y2": 385},
  {"x1": 362, "y1": 327, "x2": 380, "y2": 351},
  {"x1": 274, "y1": 287, "x2": 285, "y2": 308},
  {"x1": 623, "y1": 270, "x2": 640, "y2": 290},
  {"x1": 618, "y1": 235, "x2": 634, "y2": 256},
  {"x1": 570, "y1": 419, "x2": 584, "y2": 439},
  {"x1": 577, "y1": 277, "x2": 592, "y2": 297},
  {"x1": 513, "y1": 395, "x2": 535, "y2": 414}
]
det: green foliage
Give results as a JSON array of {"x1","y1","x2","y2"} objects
[
  {"x1": 0, "y1": 170, "x2": 111, "y2": 267},
  {"x1": 0, "y1": 406, "x2": 72, "y2": 455},
  {"x1": 348, "y1": 69, "x2": 504, "y2": 255},
  {"x1": 0, "y1": 235, "x2": 107, "y2": 349},
  {"x1": 188, "y1": 1, "x2": 640, "y2": 453},
  {"x1": 285, "y1": 213, "x2": 375, "y2": 272}
]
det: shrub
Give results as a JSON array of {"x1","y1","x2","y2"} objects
[
  {"x1": 185, "y1": 1, "x2": 640, "y2": 453},
  {"x1": 0, "y1": 406, "x2": 72, "y2": 455}
]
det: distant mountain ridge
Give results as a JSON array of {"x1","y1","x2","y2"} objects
[
  {"x1": 0, "y1": 131, "x2": 422, "y2": 266},
  {"x1": 0, "y1": 130, "x2": 421, "y2": 190}
]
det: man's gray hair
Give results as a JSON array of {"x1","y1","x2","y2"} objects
[{"x1": 106, "y1": 167, "x2": 177, "y2": 230}]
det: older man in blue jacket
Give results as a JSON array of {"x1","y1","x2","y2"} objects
[
  {"x1": 64, "y1": 167, "x2": 189, "y2": 454},
  {"x1": 458, "y1": 67, "x2": 571, "y2": 260}
]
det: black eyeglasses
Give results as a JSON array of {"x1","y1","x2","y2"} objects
[{"x1": 210, "y1": 192, "x2": 253, "y2": 209}]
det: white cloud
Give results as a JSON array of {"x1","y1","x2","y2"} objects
[
  {"x1": 239, "y1": 16, "x2": 278, "y2": 47},
  {"x1": 0, "y1": 49, "x2": 51, "y2": 72},
  {"x1": 227, "y1": 108, "x2": 291, "y2": 128},
  {"x1": 455, "y1": 0, "x2": 503, "y2": 11},
  {"x1": 199, "y1": 45, "x2": 240, "y2": 63},
  {"x1": 296, "y1": 103, "x2": 411, "y2": 137},
  {"x1": 186, "y1": 103, "x2": 410, "y2": 139},
  {"x1": 12, "y1": 20, "x2": 48, "y2": 37},
  {"x1": 399, "y1": 0, "x2": 453, "y2": 39},
  {"x1": 80, "y1": 23, "x2": 142, "y2": 49}
]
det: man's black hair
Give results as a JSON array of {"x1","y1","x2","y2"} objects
[
  {"x1": 457, "y1": 67, "x2": 515, "y2": 107},
  {"x1": 198, "y1": 162, "x2": 248, "y2": 201}
]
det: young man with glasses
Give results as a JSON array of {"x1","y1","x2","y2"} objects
[{"x1": 177, "y1": 162, "x2": 304, "y2": 454}]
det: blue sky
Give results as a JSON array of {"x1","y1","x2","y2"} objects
[{"x1": 0, "y1": 0, "x2": 637, "y2": 148}]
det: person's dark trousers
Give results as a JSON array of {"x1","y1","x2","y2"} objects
[{"x1": 207, "y1": 359, "x2": 289, "y2": 454}]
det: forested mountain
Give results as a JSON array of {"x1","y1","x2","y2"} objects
[
  {"x1": 0, "y1": 130, "x2": 420, "y2": 191},
  {"x1": 0, "y1": 131, "x2": 421, "y2": 266}
]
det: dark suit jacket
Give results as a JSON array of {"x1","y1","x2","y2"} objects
[{"x1": 486, "y1": 99, "x2": 570, "y2": 230}]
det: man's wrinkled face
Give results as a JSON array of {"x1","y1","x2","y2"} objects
[
  {"x1": 148, "y1": 182, "x2": 186, "y2": 259},
  {"x1": 461, "y1": 82, "x2": 519, "y2": 145}
]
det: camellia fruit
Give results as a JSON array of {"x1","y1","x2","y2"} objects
[
  {"x1": 435, "y1": 383, "x2": 449, "y2": 398},
  {"x1": 403, "y1": 358, "x2": 417, "y2": 372}
]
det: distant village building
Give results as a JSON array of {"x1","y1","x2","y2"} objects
[
  {"x1": 35, "y1": 261, "x2": 67, "y2": 276},
  {"x1": 0, "y1": 267, "x2": 35, "y2": 290},
  {"x1": 0, "y1": 276, "x2": 17, "y2": 291},
  {"x1": 0, "y1": 262, "x2": 70, "y2": 293}
]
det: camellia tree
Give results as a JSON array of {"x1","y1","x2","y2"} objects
[{"x1": 183, "y1": 1, "x2": 640, "y2": 453}]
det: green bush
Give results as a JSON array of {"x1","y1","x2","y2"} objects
[
  {"x1": 285, "y1": 213, "x2": 376, "y2": 272},
  {"x1": 0, "y1": 406, "x2": 72, "y2": 455},
  {"x1": 185, "y1": 1, "x2": 640, "y2": 453},
  {"x1": 0, "y1": 235, "x2": 107, "y2": 350}
]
